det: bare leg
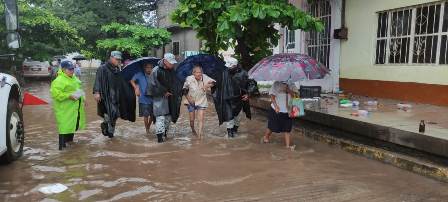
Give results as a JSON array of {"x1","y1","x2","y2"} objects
[
  {"x1": 144, "y1": 117, "x2": 150, "y2": 134},
  {"x1": 263, "y1": 128, "x2": 272, "y2": 143},
  {"x1": 197, "y1": 109, "x2": 205, "y2": 139},
  {"x1": 285, "y1": 132, "x2": 295, "y2": 150},
  {"x1": 189, "y1": 111, "x2": 197, "y2": 136}
]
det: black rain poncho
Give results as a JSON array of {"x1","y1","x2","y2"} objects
[
  {"x1": 147, "y1": 60, "x2": 182, "y2": 123},
  {"x1": 212, "y1": 67, "x2": 252, "y2": 125},
  {"x1": 93, "y1": 62, "x2": 136, "y2": 122}
]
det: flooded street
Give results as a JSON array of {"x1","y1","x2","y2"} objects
[{"x1": 1, "y1": 76, "x2": 448, "y2": 202}]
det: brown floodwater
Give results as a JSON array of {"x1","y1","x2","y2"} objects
[{"x1": 0, "y1": 76, "x2": 447, "y2": 201}]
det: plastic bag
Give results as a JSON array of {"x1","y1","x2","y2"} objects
[
  {"x1": 38, "y1": 183, "x2": 68, "y2": 194},
  {"x1": 71, "y1": 89, "x2": 85, "y2": 100},
  {"x1": 288, "y1": 97, "x2": 305, "y2": 118}
]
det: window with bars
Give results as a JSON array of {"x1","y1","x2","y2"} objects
[
  {"x1": 285, "y1": 27, "x2": 296, "y2": 49},
  {"x1": 376, "y1": 2, "x2": 448, "y2": 65},
  {"x1": 172, "y1": 41, "x2": 180, "y2": 56},
  {"x1": 307, "y1": 0, "x2": 331, "y2": 68}
]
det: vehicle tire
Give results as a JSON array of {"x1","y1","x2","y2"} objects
[{"x1": 0, "y1": 98, "x2": 24, "y2": 163}]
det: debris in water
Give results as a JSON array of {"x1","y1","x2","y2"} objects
[{"x1": 38, "y1": 183, "x2": 68, "y2": 194}]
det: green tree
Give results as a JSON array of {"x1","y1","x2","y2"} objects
[
  {"x1": 96, "y1": 23, "x2": 171, "y2": 58},
  {"x1": 172, "y1": 0, "x2": 323, "y2": 69},
  {"x1": 0, "y1": 1, "x2": 84, "y2": 60},
  {"x1": 48, "y1": 0, "x2": 157, "y2": 58}
]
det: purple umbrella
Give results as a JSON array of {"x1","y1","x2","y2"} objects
[{"x1": 248, "y1": 53, "x2": 329, "y2": 81}]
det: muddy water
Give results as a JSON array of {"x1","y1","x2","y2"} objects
[{"x1": 0, "y1": 76, "x2": 447, "y2": 201}]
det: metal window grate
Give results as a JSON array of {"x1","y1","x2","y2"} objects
[
  {"x1": 307, "y1": 0, "x2": 331, "y2": 68},
  {"x1": 172, "y1": 41, "x2": 180, "y2": 56},
  {"x1": 286, "y1": 27, "x2": 296, "y2": 49},
  {"x1": 375, "y1": 1, "x2": 448, "y2": 65}
]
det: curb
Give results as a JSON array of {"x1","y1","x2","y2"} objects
[{"x1": 301, "y1": 128, "x2": 448, "y2": 182}]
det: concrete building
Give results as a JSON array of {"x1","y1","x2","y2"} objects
[
  {"x1": 154, "y1": 0, "x2": 202, "y2": 60},
  {"x1": 340, "y1": 0, "x2": 448, "y2": 106},
  {"x1": 281, "y1": 0, "x2": 448, "y2": 106},
  {"x1": 275, "y1": 0, "x2": 343, "y2": 93}
]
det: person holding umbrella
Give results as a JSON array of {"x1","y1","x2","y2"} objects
[
  {"x1": 262, "y1": 81, "x2": 297, "y2": 150},
  {"x1": 182, "y1": 65, "x2": 215, "y2": 139},
  {"x1": 50, "y1": 61, "x2": 86, "y2": 150},
  {"x1": 74, "y1": 61, "x2": 82, "y2": 79},
  {"x1": 147, "y1": 53, "x2": 180, "y2": 143}
]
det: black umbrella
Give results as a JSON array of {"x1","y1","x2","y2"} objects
[
  {"x1": 175, "y1": 54, "x2": 226, "y2": 83},
  {"x1": 72, "y1": 55, "x2": 86, "y2": 61},
  {"x1": 120, "y1": 57, "x2": 160, "y2": 81}
]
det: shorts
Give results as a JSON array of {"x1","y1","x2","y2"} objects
[
  {"x1": 187, "y1": 104, "x2": 207, "y2": 112},
  {"x1": 267, "y1": 107, "x2": 293, "y2": 133},
  {"x1": 139, "y1": 103, "x2": 154, "y2": 117}
]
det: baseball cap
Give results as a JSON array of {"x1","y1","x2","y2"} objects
[
  {"x1": 110, "y1": 51, "x2": 122, "y2": 60},
  {"x1": 60, "y1": 61, "x2": 74, "y2": 69},
  {"x1": 163, "y1": 53, "x2": 177, "y2": 64},
  {"x1": 224, "y1": 57, "x2": 238, "y2": 68}
]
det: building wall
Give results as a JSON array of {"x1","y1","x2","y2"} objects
[
  {"x1": 278, "y1": 0, "x2": 342, "y2": 92},
  {"x1": 155, "y1": 0, "x2": 201, "y2": 61},
  {"x1": 156, "y1": 0, "x2": 178, "y2": 28},
  {"x1": 341, "y1": 0, "x2": 446, "y2": 85},
  {"x1": 340, "y1": 0, "x2": 448, "y2": 105},
  {"x1": 155, "y1": 29, "x2": 201, "y2": 60}
]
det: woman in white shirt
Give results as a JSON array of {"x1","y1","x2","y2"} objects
[
  {"x1": 182, "y1": 65, "x2": 215, "y2": 139},
  {"x1": 262, "y1": 81, "x2": 297, "y2": 150}
]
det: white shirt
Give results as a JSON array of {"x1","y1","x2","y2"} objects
[
  {"x1": 269, "y1": 82, "x2": 294, "y2": 113},
  {"x1": 270, "y1": 92, "x2": 291, "y2": 113},
  {"x1": 183, "y1": 74, "x2": 215, "y2": 107}
]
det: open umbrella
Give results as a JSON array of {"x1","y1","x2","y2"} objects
[
  {"x1": 72, "y1": 55, "x2": 86, "y2": 61},
  {"x1": 120, "y1": 57, "x2": 160, "y2": 81},
  {"x1": 175, "y1": 54, "x2": 226, "y2": 83},
  {"x1": 248, "y1": 53, "x2": 329, "y2": 82}
]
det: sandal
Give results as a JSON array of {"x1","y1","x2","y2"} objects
[
  {"x1": 260, "y1": 137, "x2": 270, "y2": 144},
  {"x1": 287, "y1": 145, "x2": 296, "y2": 151}
]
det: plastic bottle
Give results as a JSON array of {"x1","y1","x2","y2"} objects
[{"x1": 419, "y1": 120, "x2": 425, "y2": 133}]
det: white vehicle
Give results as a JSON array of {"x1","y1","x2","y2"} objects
[
  {"x1": 0, "y1": 73, "x2": 24, "y2": 162},
  {"x1": 0, "y1": 0, "x2": 25, "y2": 163}
]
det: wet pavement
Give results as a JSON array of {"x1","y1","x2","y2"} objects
[{"x1": 1, "y1": 76, "x2": 448, "y2": 201}]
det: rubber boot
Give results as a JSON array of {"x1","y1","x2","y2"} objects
[
  {"x1": 157, "y1": 133, "x2": 164, "y2": 143},
  {"x1": 101, "y1": 122, "x2": 108, "y2": 136},
  {"x1": 67, "y1": 134, "x2": 74, "y2": 142},
  {"x1": 58, "y1": 136, "x2": 66, "y2": 150},
  {"x1": 227, "y1": 128, "x2": 234, "y2": 138},
  {"x1": 232, "y1": 126, "x2": 239, "y2": 133}
]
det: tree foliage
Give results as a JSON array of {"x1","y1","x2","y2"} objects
[
  {"x1": 172, "y1": 0, "x2": 323, "y2": 69},
  {"x1": 0, "y1": 1, "x2": 83, "y2": 60},
  {"x1": 48, "y1": 0, "x2": 157, "y2": 58},
  {"x1": 96, "y1": 23, "x2": 171, "y2": 58}
]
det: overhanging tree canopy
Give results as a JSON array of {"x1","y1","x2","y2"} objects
[
  {"x1": 0, "y1": 1, "x2": 84, "y2": 60},
  {"x1": 49, "y1": 0, "x2": 158, "y2": 58},
  {"x1": 96, "y1": 23, "x2": 171, "y2": 58},
  {"x1": 172, "y1": 0, "x2": 323, "y2": 69}
]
